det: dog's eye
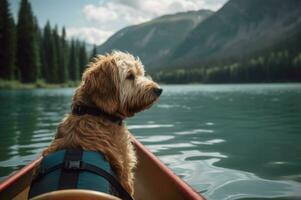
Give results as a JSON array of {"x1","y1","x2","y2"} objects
[{"x1": 126, "y1": 74, "x2": 135, "y2": 80}]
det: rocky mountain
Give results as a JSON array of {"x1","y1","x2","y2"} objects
[
  {"x1": 96, "y1": 10, "x2": 213, "y2": 68},
  {"x1": 167, "y1": 0, "x2": 301, "y2": 68},
  {"x1": 96, "y1": 0, "x2": 301, "y2": 84}
]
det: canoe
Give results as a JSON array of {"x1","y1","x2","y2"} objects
[{"x1": 0, "y1": 136, "x2": 205, "y2": 200}]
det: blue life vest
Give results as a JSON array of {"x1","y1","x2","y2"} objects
[{"x1": 28, "y1": 149, "x2": 133, "y2": 200}]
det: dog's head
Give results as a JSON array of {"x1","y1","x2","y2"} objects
[{"x1": 78, "y1": 51, "x2": 162, "y2": 118}]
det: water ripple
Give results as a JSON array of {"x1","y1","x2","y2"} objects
[
  {"x1": 138, "y1": 135, "x2": 175, "y2": 143},
  {"x1": 146, "y1": 143, "x2": 195, "y2": 153},
  {"x1": 191, "y1": 139, "x2": 225, "y2": 145},
  {"x1": 128, "y1": 124, "x2": 174, "y2": 129},
  {"x1": 175, "y1": 129, "x2": 214, "y2": 135}
]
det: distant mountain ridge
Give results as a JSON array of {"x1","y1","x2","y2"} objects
[
  {"x1": 96, "y1": 0, "x2": 301, "y2": 83},
  {"x1": 167, "y1": 0, "x2": 301, "y2": 68},
  {"x1": 97, "y1": 10, "x2": 213, "y2": 68}
]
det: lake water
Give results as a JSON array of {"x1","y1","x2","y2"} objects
[{"x1": 0, "y1": 84, "x2": 301, "y2": 200}]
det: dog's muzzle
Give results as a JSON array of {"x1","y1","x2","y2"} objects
[{"x1": 153, "y1": 88, "x2": 163, "y2": 96}]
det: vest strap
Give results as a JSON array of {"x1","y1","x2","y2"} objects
[
  {"x1": 58, "y1": 149, "x2": 83, "y2": 189},
  {"x1": 80, "y1": 162, "x2": 133, "y2": 200}
]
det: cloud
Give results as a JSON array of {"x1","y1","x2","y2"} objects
[
  {"x1": 83, "y1": 4, "x2": 119, "y2": 23},
  {"x1": 66, "y1": 27, "x2": 114, "y2": 45},
  {"x1": 77, "y1": 0, "x2": 228, "y2": 44},
  {"x1": 83, "y1": 2, "x2": 151, "y2": 27},
  {"x1": 202, "y1": 0, "x2": 228, "y2": 11}
]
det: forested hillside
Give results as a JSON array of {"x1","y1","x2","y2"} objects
[{"x1": 154, "y1": 0, "x2": 301, "y2": 83}]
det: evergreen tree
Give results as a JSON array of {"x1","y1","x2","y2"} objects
[
  {"x1": 42, "y1": 21, "x2": 58, "y2": 83},
  {"x1": 33, "y1": 16, "x2": 41, "y2": 79},
  {"x1": 17, "y1": 0, "x2": 39, "y2": 82},
  {"x1": 0, "y1": 0, "x2": 16, "y2": 80},
  {"x1": 90, "y1": 44, "x2": 98, "y2": 60},
  {"x1": 68, "y1": 39, "x2": 79, "y2": 81},
  {"x1": 41, "y1": 21, "x2": 51, "y2": 81},
  {"x1": 58, "y1": 27, "x2": 68, "y2": 83},
  {"x1": 79, "y1": 42, "x2": 88, "y2": 76},
  {"x1": 51, "y1": 25, "x2": 59, "y2": 83},
  {"x1": 37, "y1": 24, "x2": 44, "y2": 80}
]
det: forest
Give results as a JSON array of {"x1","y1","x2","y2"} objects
[
  {"x1": 152, "y1": 30, "x2": 301, "y2": 84},
  {"x1": 153, "y1": 50, "x2": 301, "y2": 84},
  {"x1": 0, "y1": 0, "x2": 97, "y2": 86}
]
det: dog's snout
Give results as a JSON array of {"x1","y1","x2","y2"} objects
[{"x1": 153, "y1": 87, "x2": 163, "y2": 96}]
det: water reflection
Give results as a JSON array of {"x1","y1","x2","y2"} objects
[{"x1": 0, "y1": 89, "x2": 73, "y2": 179}]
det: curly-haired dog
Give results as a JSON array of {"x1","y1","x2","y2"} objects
[{"x1": 42, "y1": 51, "x2": 162, "y2": 197}]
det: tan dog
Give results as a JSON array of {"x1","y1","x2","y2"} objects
[{"x1": 42, "y1": 51, "x2": 162, "y2": 197}]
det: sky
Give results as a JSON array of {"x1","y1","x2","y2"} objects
[{"x1": 10, "y1": 0, "x2": 228, "y2": 45}]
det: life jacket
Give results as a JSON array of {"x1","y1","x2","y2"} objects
[{"x1": 28, "y1": 149, "x2": 133, "y2": 200}]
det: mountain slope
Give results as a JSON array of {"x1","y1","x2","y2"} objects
[
  {"x1": 168, "y1": 0, "x2": 301, "y2": 68},
  {"x1": 97, "y1": 10, "x2": 213, "y2": 68}
]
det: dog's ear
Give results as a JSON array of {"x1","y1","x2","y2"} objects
[{"x1": 82, "y1": 57, "x2": 119, "y2": 114}]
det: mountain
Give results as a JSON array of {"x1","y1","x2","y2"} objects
[
  {"x1": 96, "y1": 0, "x2": 301, "y2": 83},
  {"x1": 96, "y1": 10, "x2": 213, "y2": 68},
  {"x1": 167, "y1": 0, "x2": 301, "y2": 68}
]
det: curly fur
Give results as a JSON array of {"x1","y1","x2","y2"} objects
[{"x1": 43, "y1": 51, "x2": 161, "y2": 197}]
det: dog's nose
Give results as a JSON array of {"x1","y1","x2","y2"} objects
[{"x1": 153, "y1": 87, "x2": 163, "y2": 96}]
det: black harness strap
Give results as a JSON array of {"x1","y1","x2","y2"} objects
[
  {"x1": 58, "y1": 149, "x2": 83, "y2": 189},
  {"x1": 80, "y1": 162, "x2": 133, "y2": 200},
  {"x1": 72, "y1": 104, "x2": 123, "y2": 125}
]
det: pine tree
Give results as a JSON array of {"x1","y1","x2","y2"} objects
[
  {"x1": 41, "y1": 21, "x2": 51, "y2": 81},
  {"x1": 17, "y1": 0, "x2": 39, "y2": 82},
  {"x1": 37, "y1": 24, "x2": 44, "y2": 80},
  {"x1": 90, "y1": 44, "x2": 98, "y2": 60},
  {"x1": 51, "y1": 25, "x2": 59, "y2": 83},
  {"x1": 0, "y1": 0, "x2": 16, "y2": 80},
  {"x1": 42, "y1": 21, "x2": 58, "y2": 83},
  {"x1": 68, "y1": 39, "x2": 79, "y2": 81},
  {"x1": 79, "y1": 42, "x2": 88, "y2": 76},
  {"x1": 58, "y1": 27, "x2": 68, "y2": 83},
  {"x1": 33, "y1": 16, "x2": 41, "y2": 79}
]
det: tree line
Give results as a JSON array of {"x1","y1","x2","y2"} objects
[
  {"x1": 153, "y1": 50, "x2": 301, "y2": 84},
  {"x1": 0, "y1": 0, "x2": 98, "y2": 84},
  {"x1": 153, "y1": 30, "x2": 301, "y2": 83}
]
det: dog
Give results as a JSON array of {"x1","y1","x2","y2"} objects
[{"x1": 41, "y1": 51, "x2": 162, "y2": 198}]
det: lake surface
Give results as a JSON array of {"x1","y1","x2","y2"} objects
[{"x1": 0, "y1": 84, "x2": 301, "y2": 200}]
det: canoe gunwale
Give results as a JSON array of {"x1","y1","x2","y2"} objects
[{"x1": 0, "y1": 157, "x2": 42, "y2": 199}]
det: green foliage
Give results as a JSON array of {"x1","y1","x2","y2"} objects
[
  {"x1": 42, "y1": 22, "x2": 59, "y2": 83},
  {"x1": 68, "y1": 39, "x2": 80, "y2": 81},
  {"x1": 154, "y1": 49, "x2": 301, "y2": 83},
  {"x1": 17, "y1": 0, "x2": 39, "y2": 83},
  {"x1": 79, "y1": 42, "x2": 88, "y2": 76},
  {"x1": 90, "y1": 44, "x2": 98, "y2": 60},
  {"x1": 0, "y1": 0, "x2": 90, "y2": 86},
  {"x1": 57, "y1": 27, "x2": 69, "y2": 83},
  {"x1": 0, "y1": 0, "x2": 16, "y2": 80}
]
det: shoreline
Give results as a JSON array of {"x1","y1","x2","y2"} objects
[
  {"x1": 1, "y1": 80, "x2": 300, "y2": 90},
  {"x1": 0, "y1": 80, "x2": 79, "y2": 90}
]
